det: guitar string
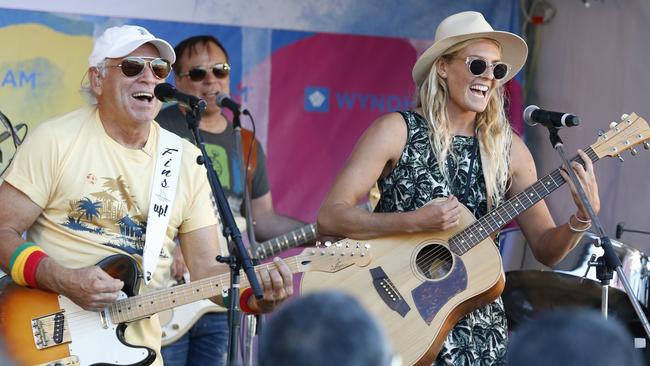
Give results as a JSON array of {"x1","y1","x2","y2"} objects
[
  {"x1": 256, "y1": 224, "x2": 317, "y2": 259},
  {"x1": 33, "y1": 159, "x2": 571, "y2": 330},
  {"x1": 35, "y1": 257, "x2": 308, "y2": 328},
  {"x1": 35, "y1": 148, "x2": 600, "y2": 328},
  {"x1": 414, "y1": 158, "x2": 582, "y2": 274},
  {"x1": 399, "y1": 149, "x2": 595, "y2": 276},
  {"x1": 35, "y1": 226, "x2": 319, "y2": 330}
]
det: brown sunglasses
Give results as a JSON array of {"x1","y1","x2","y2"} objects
[
  {"x1": 178, "y1": 63, "x2": 231, "y2": 82},
  {"x1": 106, "y1": 56, "x2": 172, "y2": 79}
]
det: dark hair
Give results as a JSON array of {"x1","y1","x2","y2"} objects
[
  {"x1": 258, "y1": 291, "x2": 393, "y2": 366},
  {"x1": 507, "y1": 309, "x2": 644, "y2": 366},
  {"x1": 172, "y1": 35, "x2": 229, "y2": 74}
]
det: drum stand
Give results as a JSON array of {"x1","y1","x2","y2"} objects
[{"x1": 546, "y1": 127, "x2": 650, "y2": 339}]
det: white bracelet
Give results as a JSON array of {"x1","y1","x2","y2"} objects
[
  {"x1": 568, "y1": 214, "x2": 592, "y2": 233},
  {"x1": 574, "y1": 214, "x2": 591, "y2": 224}
]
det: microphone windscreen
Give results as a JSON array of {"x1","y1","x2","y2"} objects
[
  {"x1": 523, "y1": 105, "x2": 539, "y2": 126},
  {"x1": 215, "y1": 92, "x2": 228, "y2": 106},
  {"x1": 154, "y1": 83, "x2": 175, "y2": 102}
]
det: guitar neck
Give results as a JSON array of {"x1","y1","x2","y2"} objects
[
  {"x1": 109, "y1": 256, "x2": 302, "y2": 324},
  {"x1": 254, "y1": 223, "x2": 318, "y2": 260},
  {"x1": 109, "y1": 242, "x2": 369, "y2": 324},
  {"x1": 448, "y1": 147, "x2": 598, "y2": 254}
]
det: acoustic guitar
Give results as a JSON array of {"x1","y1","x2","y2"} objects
[{"x1": 300, "y1": 113, "x2": 650, "y2": 365}]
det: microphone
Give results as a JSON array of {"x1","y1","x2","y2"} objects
[
  {"x1": 523, "y1": 105, "x2": 580, "y2": 128},
  {"x1": 154, "y1": 83, "x2": 207, "y2": 112},
  {"x1": 616, "y1": 222, "x2": 625, "y2": 239},
  {"x1": 216, "y1": 93, "x2": 245, "y2": 114}
]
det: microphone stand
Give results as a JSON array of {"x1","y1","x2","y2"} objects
[
  {"x1": 182, "y1": 103, "x2": 263, "y2": 366},
  {"x1": 619, "y1": 227, "x2": 650, "y2": 238},
  {"x1": 546, "y1": 127, "x2": 650, "y2": 338},
  {"x1": 231, "y1": 109, "x2": 260, "y2": 366}
]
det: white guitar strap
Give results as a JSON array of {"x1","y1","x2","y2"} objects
[{"x1": 142, "y1": 128, "x2": 183, "y2": 284}]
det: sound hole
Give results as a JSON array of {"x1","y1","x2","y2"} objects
[{"x1": 416, "y1": 244, "x2": 453, "y2": 280}]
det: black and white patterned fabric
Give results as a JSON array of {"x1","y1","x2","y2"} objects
[{"x1": 377, "y1": 110, "x2": 508, "y2": 366}]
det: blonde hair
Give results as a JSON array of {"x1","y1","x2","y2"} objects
[{"x1": 416, "y1": 38, "x2": 512, "y2": 207}]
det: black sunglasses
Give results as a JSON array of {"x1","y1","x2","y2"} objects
[
  {"x1": 107, "y1": 56, "x2": 171, "y2": 80},
  {"x1": 178, "y1": 63, "x2": 231, "y2": 82},
  {"x1": 464, "y1": 57, "x2": 510, "y2": 80}
]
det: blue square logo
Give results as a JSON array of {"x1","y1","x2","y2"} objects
[{"x1": 304, "y1": 87, "x2": 329, "y2": 112}]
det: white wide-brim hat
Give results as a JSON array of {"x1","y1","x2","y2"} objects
[
  {"x1": 412, "y1": 11, "x2": 528, "y2": 87},
  {"x1": 89, "y1": 25, "x2": 176, "y2": 67}
]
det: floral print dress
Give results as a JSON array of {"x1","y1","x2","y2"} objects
[{"x1": 377, "y1": 111, "x2": 508, "y2": 366}]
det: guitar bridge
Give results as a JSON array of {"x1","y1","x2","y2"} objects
[
  {"x1": 31, "y1": 310, "x2": 71, "y2": 350},
  {"x1": 370, "y1": 267, "x2": 410, "y2": 317}
]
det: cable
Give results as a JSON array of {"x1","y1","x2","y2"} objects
[{"x1": 0, "y1": 110, "x2": 28, "y2": 176}]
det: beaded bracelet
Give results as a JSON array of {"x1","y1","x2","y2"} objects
[
  {"x1": 568, "y1": 214, "x2": 592, "y2": 233},
  {"x1": 9, "y1": 242, "x2": 48, "y2": 288}
]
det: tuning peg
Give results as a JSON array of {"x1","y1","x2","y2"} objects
[
  {"x1": 609, "y1": 122, "x2": 618, "y2": 129},
  {"x1": 617, "y1": 155, "x2": 625, "y2": 162},
  {"x1": 324, "y1": 241, "x2": 332, "y2": 247},
  {"x1": 631, "y1": 148, "x2": 638, "y2": 156},
  {"x1": 621, "y1": 113, "x2": 630, "y2": 120},
  {"x1": 597, "y1": 129, "x2": 606, "y2": 137},
  {"x1": 644, "y1": 142, "x2": 650, "y2": 150}
]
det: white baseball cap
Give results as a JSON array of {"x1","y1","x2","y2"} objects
[{"x1": 88, "y1": 25, "x2": 176, "y2": 67}]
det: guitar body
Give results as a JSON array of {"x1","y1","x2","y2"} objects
[
  {"x1": 159, "y1": 300, "x2": 222, "y2": 346},
  {"x1": 300, "y1": 203, "x2": 504, "y2": 366},
  {"x1": 0, "y1": 255, "x2": 156, "y2": 366}
]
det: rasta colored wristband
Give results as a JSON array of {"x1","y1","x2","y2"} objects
[{"x1": 9, "y1": 242, "x2": 48, "y2": 288}]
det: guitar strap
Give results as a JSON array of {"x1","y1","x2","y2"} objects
[
  {"x1": 240, "y1": 128, "x2": 258, "y2": 193},
  {"x1": 142, "y1": 128, "x2": 183, "y2": 284}
]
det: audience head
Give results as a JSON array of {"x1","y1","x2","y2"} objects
[
  {"x1": 258, "y1": 291, "x2": 396, "y2": 366},
  {"x1": 507, "y1": 309, "x2": 643, "y2": 366}
]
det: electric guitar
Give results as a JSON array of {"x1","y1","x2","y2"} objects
[
  {"x1": 159, "y1": 222, "x2": 317, "y2": 346},
  {"x1": 159, "y1": 184, "x2": 382, "y2": 345},
  {"x1": 300, "y1": 113, "x2": 650, "y2": 365},
  {"x1": 0, "y1": 244, "x2": 371, "y2": 366}
]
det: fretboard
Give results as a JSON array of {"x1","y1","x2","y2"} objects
[
  {"x1": 449, "y1": 147, "x2": 597, "y2": 255},
  {"x1": 254, "y1": 223, "x2": 318, "y2": 260},
  {"x1": 108, "y1": 255, "x2": 306, "y2": 324}
]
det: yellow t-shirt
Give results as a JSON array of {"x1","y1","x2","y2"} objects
[{"x1": 3, "y1": 106, "x2": 218, "y2": 365}]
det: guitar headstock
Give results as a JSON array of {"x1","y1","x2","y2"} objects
[
  {"x1": 297, "y1": 239, "x2": 372, "y2": 273},
  {"x1": 591, "y1": 113, "x2": 650, "y2": 159}
]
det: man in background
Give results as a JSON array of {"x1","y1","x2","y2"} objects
[{"x1": 156, "y1": 35, "x2": 307, "y2": 366}]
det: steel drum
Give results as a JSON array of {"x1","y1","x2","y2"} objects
[{"x1": 499, "y1": 228, "x2": 650, "y2": 331}]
